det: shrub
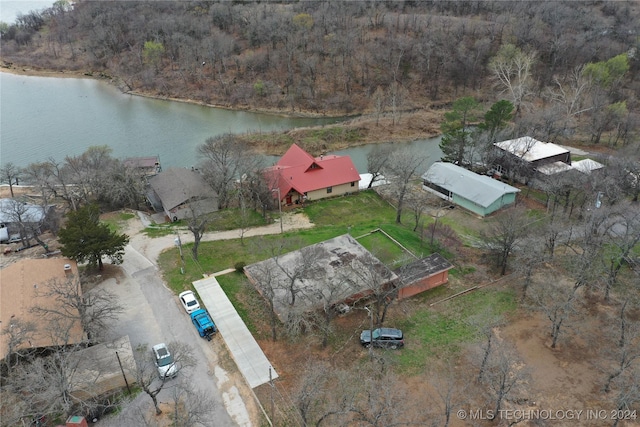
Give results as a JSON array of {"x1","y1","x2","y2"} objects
[{"x1": 234, "y1": 261, "x2": 246, "y2": 272}]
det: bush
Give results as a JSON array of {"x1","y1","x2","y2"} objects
[{"x1": 234, "y1": 261, "x2": 246, "y2": 272}]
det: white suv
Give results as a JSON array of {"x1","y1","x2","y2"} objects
[{"x1": 152, "y1": 343, "x2": 178, "y2": 379}]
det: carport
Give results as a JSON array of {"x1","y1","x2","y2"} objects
[{"x1": 193, "y1": 275, "x2": 278, "y2": 388}]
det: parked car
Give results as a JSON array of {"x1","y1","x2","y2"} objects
[
  {"x1": 152, "y1": 343, "x2": 178, "y2": 379},
  {"x1": 359, "y1": 328, "x2": 404, "y2": 349},
  {"x1": 179, "y1": 290, "x2": 201, "y2": 314},
  {"x1": 190, "y1": 308, "x2": 217, "y2": 341}
]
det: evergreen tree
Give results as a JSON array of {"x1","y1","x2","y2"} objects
[
  {"x1": 58, "y1": 204, "x2": 129, "y2": 270},
  {"x1": 439, "y1": 96, "x2": 481, "y2": 165},
  {"x1": 479, "y1": 100, "x2": 514, "y2": 143}
]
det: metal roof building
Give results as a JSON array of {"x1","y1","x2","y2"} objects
[
  {"x1": 422, "y1": 162, "x2": 520, "y2": 217},
  {"x1": 494, "y1": 136, "x2": 571, "y2": 165}
]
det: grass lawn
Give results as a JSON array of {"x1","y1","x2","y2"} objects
[
  {"x1": 144, "y1": 208, "x2": 269, "y2": 238},
  {"x1": 102, "y1": 211, "x2": 136, "y2": 233},
  {"x1": 394, "y1": 288, "x2": 517, "y2": 373},
  {"x1": 156, "y1": 189, "x2": 515, "y2": 374}
]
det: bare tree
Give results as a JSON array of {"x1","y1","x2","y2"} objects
[
  {"x1": 316, "y1": 272, "x2": 352, "y2": 348},
  {"x1": 294, "y1": 361, "x2": 331, "y2": 426},
  {"x1": 102, "y1": 161, "x2": 148, "y2": 210},
  {"x1": 0, "y1": 162, "x2": 22, "y2": 198},
  {"x1": 479, "y1": 340, "x2": 529, "y2": 419},
  {"x1": 247, "y1": 243, "x2": 281, "y2": 341},
  {"x1": 168, "y1": 376, "x2": 218, "y2": 427},
  {"x1": 603, "y1": 302, "x2": 640, "y2": 393},
  {"x1": 371, "y1": 86, "x2": 386, "y2": 126},
  {"x1": 198, "y1": 134, "x2": 263, "y2": 210},
  {"x1": 0, "y1": 197, "x2": 49, "y2": 249},
  {"x1": 488, "y1": 43, "x2": 536, "y2": 116},
  {"x1": 41, "y1": 157, "x2": 79, "y2": 211},
  {"x1": 529, "y1": 275, "x2": 577, "y2": 349},
  {"x1": 546, "y1": 66, "x2": 590, "y2": 118},
  {"x1": 610, "y1": 368, "x2": 640, "y2": 427},
  {"x1": 185, "y1": 199, "x2": 210, "y2": 262},
  {"x1": 429, "y1": 365, "x2": 464, "y2": 427},
  {"x1": 0, "y1": 317, "x2": 36, "y2": 368},
  {"x1": 63, "y1": 146, "x2": 117, "y2": 205},
  {"x1": 32, "y1": 275, "x2": 123, "y2": 343},
  {"x1": 349, "y1": 367, "x2": 420, "y2": 427},
  {"x1": 468, "y1": 311, "x2": 505, "y2": 383},
  {"x1": 349, "y1": 250, "x2": 400, "y2": 327},
  {"x1": 366, "y1": 144, "x2": 393, "y2": 189},
  {"x1": 480, "y1": 207, "x2": 530, "y2": 275},
  {"x1": 273, "y1": 243, "x2": 324, "y2": 308},
  {"x1": 403, "y1": 188, "x2": 432, "y2": 232},
  {"x1": 384, "y1": 147, "x2": 428, "y2": 224},
  {"x1": 133, "y1": 341, "x2": 196, "y2": 415},
  {"x1": 513, "y1": 245, "x2": 546, "y2": 302},
  {"x1": 599, "y1": 204, "x2": 640, "y2": 301}
]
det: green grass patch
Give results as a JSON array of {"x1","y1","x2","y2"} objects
[
  {"x1": 216, "y1": 273, "x2": 258, "y2": 335},
  {"x1": 102, "y1": 211, "x2": 136, "y2": 233},
  {"x1": 304, "y1": 190, "x2": 396, "y2": 228},
  {"x1": 438, "y1": 216, "x2": 480, "y2": 241},
  {"x1": 207, "y1": 208, "x2": 268, "y2": 231},
  {"x1": 524, "y1": 188, "x2": 549, "y2": 205},
  {"x1": 158, "y1": 191, "x2": 458, "y2": 293},
  {"x1": 394, "y1": 288, "x2": 517, "y2": 373},
  {"x1": 143, "y1": 224, "x2": 181, "y2": 237},
  {"x1": 449, "y1": 265, "x2": 476, "y2": 277},
  {"x1": 144, "y1": 209, "x2": 268, "y2": 238}
]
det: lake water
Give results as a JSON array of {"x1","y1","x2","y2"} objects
[
  {"x1": 0, "y1": 72, "x2": 442, "y2": 173},
  {"x1": 0, "y1": 0, "x2": 56, "y2": 24}
]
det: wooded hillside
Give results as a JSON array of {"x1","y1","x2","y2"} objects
[{"x1": 2, "y1": 1, "x2": 639, "y2": 132}]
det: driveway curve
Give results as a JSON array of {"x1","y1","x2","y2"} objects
[{"x1": 98, "y1": 212, "x2": 313, "y2": 426}]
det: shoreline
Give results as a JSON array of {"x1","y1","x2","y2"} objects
[
  {"x1": 0, "y1": 62, "x2": 443, "y2": 151},
  {"x1": 0, "y1": 63, "x2": 355, "y2": 120}
]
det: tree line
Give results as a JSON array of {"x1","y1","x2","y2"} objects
[{"x1": 1, "y1": 1, "x2": 638, "y2": 121}]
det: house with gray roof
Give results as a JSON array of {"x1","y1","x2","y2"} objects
[
  {"x1": 147, "y1": 168, "x2": 218, "y2": 221},
  {"x1": 422, "y1": 162, "x2": 520, "y2": 217},
  {"x1": 244, "y1": 234, "x2": 397, "y2": 322},
  {"x1": 0, "y1": 198, "x2": 53, "y2": 243}
]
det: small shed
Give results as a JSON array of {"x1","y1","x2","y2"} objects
[
  {"x1": 571, "y1": 158, "x2": 604, "y2": 175},
  {"x1": 395, "y1": 253, "x2": 454, "y2": 300},
  {"x1": 422, "y1": 162, "x2": 520, "y2": 217},
  {"x1": 123, "y1": 156, "x2": 162, "y2": 177}
]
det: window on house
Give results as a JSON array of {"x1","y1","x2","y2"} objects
[
  {"x1": 351, "y1": 182, "x2": 355, "y2": 187},
  {"x1": 327, "y1": 187, "x2": 333, "y2": 194}
]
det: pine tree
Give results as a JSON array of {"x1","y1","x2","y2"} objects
[{"x1": 58, "y1": 204, "x2": 129, "y2": 270}]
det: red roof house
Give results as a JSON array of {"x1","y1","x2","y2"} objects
[{"x1": 264, "y1": 144, "x2": 360, "y2": 205}]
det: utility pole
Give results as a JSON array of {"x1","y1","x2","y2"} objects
[
  {"x1": 269, "y1": 365, "x2": 275, "y2": 424},
  {"x1": 174, "y1": 232, "x2": 185, "y2": 274},
  {"x1": 272, "y1": 188, "x2": 283, "y2": 233},
  {"x1": 365, "y1": 306, "x2": 374, "y2": 361}
]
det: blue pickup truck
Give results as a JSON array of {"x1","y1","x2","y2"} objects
[{"x1": 190, "y1": 309, "x2": 217, "y2": 341}]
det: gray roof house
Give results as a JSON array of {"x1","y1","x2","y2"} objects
[
  {"x1": 0, "y1": 198, "x2": 52, "y2": 243},
  {"x1": 244, "y1": 234, "x2": 398, "y2": 322},
  {"x1": 148, "y1": 168, "x2": 218, "y2": 221},
  {"x1": 422, "y1": 162, "x2": 520, "y2": 217}
]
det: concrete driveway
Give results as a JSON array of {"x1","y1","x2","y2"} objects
[{"x1": 96, "y1": 212, "x2": 313, "y2": 425}]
